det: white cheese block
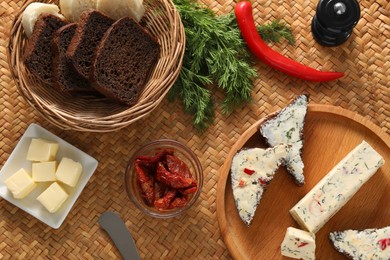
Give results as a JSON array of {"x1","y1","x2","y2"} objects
[
  {"x1": 281, "y1": 227, "x2": 316, "y2": 260},
  {"x1": 59, "y1": 0, "x2": 97, "y2": 22},
  {"x1": 56, "y1": 157, "x2": 83, "y2": 187},
  {"x1": 26, "y1": 138, "x2": 59, "y2": 162},
  {"x1": 32, "y1": 161, "x2": 57, "y2": 182},
  {"x1": 290, "y1": 141, "x2": 385, "y2": 233},
  {"x1": 4, "y1": 168, "x2": 37, "y2": 199},
  {"x1": 329, "y1": 226, "x2": 390, "y2": 259},
  {"x1": 22, "y1": 3, "x2": 64, "y2": 37},
  {"x1": 37, "y1": 182, "x2": 68, "y2": 213},
  {"x1": 97, "y1": 0, "x2": 145, "y2": 22},
  {"x1": 260, "y1": 95, "x2": 308, "y2": 185},
  {"x1": 231, "y1": 144, "x2": 288, "y2": 226}
]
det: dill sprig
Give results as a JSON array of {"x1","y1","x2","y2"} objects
[
  {"x1": 169, "y1": 0, "x2": 295, "y2": 130},
  {"x1": 257, "y1": 20, "x2": 295, "y2": 45}
]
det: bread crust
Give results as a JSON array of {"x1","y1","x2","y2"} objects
[
  {"x1": 52, "y1": 23, "x2": 94, "y2": 93},
  {"x1": 24, "y1": 14, "x2": 67, "y2": 85},
  {"x1": 91, "y1": 17, "x2": 160, "y2": 106},
  {"x1": 66, "y1": 10, "x2": 114, "y2": 80}
]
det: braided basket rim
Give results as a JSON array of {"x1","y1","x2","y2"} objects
[{"x1": 7, "y1": 0, "x2": 186, "y2": 132}]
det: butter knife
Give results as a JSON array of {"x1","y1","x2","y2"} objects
[{"x1": 99, "y1": 211, "x2": 141, "y2": 260}]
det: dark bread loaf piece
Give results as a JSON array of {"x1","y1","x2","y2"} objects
[
  {"x1": 66, "y1": 10, "x2": 114, "y2": 80},
  {"x1": 24, "y1": 14, "x2": 67, "y2": 85},
  {"x1": 52, "y1": 23, "x2": 94, "y2": 93},
  {"x1": 91, "y1": 17, "x2": 160, "y2": 106}
]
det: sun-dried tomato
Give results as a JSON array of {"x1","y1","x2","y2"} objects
[
  {"x1": 166, "y1": 154, "x2": 192, "y2": 178},
  {"x1": 134, "y1": 159, "x2": 154, "y2": 205},
  {"x1": 181, "y1": 186, "x2": 198, "y2": 195},
  {"x1": 156, "y1": 162, "x2": 195, "y2": 188},
  {"x1": 169, "y1": 196, "x2": 188, "y2": 209},
  {"x1": 154, "y1": 189, "x2": 177, "y2": 210},
  {"x1": 135, "y1": 149, "x2": 198, "y2": 210},
  {"x1": 136, "y1": 150, "x2": 173, "y2": 169},
  {"x1": 154, "y1": 181, "x2": 167, "y2": 200}
]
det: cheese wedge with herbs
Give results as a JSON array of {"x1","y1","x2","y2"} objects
[
  {"x1": 230, "y1": 144, "x2": 288, "y2": 226},
  {"x1": 281, "y1": 227, "x2": 316, "y2": 260},
  {"x1": 290, "y1": 141, "x2": 384, "y2": 233},
  {"x1": 329, "y1": 226, "x2": 390, "y2": 260},
  {"x1": 260, "y1": 94, "x2": 308, "y2": 185}
]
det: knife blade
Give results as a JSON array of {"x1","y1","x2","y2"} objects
[{"x1": 99, "y1": 211, "x2": 141, "y2": 260}]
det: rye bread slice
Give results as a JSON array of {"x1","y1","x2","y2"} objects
[
  {"x1": 52, "y1": 23, "x2": 94, "y2": 93},
  {"x1": 66, "y1": 10, "x2": 114, "y2": 80},
  {"x1": 91, "y1": 17, "x2": 160, "y2": 106},
  {"x1": 24, "y1": 14, "x2": 67, "y2": 85}
]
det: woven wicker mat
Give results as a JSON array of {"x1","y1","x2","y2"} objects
[{"x1": 0, "y1": 0, "x2": 389, "y2": 259}]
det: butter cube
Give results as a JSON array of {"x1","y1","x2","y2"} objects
[
  {"x1": 4, "y1": 168, "x2": 37, "y2": 199},
  {"x1": 26, "y1": 138, "x2": 59, "y2": 162},
  {"x1": 56, "y1": 157, "x2": 82, "y2": 187},
  {"x1": 32, "y1": 161, "x2": 57, "y2": 182},
  {"x1": 37, "y1": 182, "x2": 68, "y2": 213},
  {"x1": 281, "y1": 227, "x2": 316, "y2": 260}
]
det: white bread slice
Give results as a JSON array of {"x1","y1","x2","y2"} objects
[
  {"x1": 22, "y1": 3, "x2": 64, "y2": 37},
  {"x1": 96, "y1": 0, "x2": 145, "y2": 22},
  {"x1": 59, "y1": 0, "x2": 97, "y2": 22},
  {"x1": 230, "y1": 144, "x2": 289, "y2": 226},
  {"x1": 259, "y1": 94, "x2": 308, "y2": 185}
]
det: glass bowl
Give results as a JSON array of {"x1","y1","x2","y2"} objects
[{"x1": 125, "y1": 139, "x2": 203, "y2": 218}]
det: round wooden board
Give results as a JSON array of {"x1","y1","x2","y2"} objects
[{"x1": 216, "y1": 104, "x2": 390, "y2": 260}]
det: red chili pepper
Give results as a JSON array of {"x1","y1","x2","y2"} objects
[
  {"x1": 258, "y1": 178, "x2": 266, "y2": 185},
  {"x1": 298, "y1": 242, "x2": 309, "y2": 248},
  {"x1": 238, "y1": 179, "x2": 246, "y2": 187},
  {"x1": 244, "y1": 168, "x2": 255, "y2": 175},
  {"x1": 234, "y1": 1, "x2": 344, "y2": 82},
  {"x1": 378, "y1": 238, "x2": 390, "y2": 250}
]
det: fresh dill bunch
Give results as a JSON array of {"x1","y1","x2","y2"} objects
[
  {"x1": 207, "y1": 12, "x2": 257, "y2": 115},
  {"x1": 170, "y1": 0, "x2": 295, "y2": 130},
  {"x1": 168, "y1": 67, "x2": 214, "y2": 130},
  {"x1": 257, "y1": 20, "x2": 295, "y2": 45}
]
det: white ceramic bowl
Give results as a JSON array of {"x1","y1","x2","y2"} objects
[{"x1": 0, "y1": 123, "x2": 98, "y2": 228}]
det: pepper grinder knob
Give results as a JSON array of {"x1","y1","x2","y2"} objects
[{"x1": 311, "y1": 0, "x2": 360, "y2": 46}]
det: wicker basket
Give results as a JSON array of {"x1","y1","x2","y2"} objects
[{"x1": 7, "y1": 0, "x2": 185, "y2": 132}]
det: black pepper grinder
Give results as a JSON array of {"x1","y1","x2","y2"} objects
[{"x1": 311, "y1": 0, "x2": 360, "y2": 47}]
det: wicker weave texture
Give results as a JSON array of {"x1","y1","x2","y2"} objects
[
  {"x1": 1, "y1": 0, "x2": 389, "y2": 259},
  {"x1": 7, "y1": 0, "x2": 185, "y2": 132}
]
